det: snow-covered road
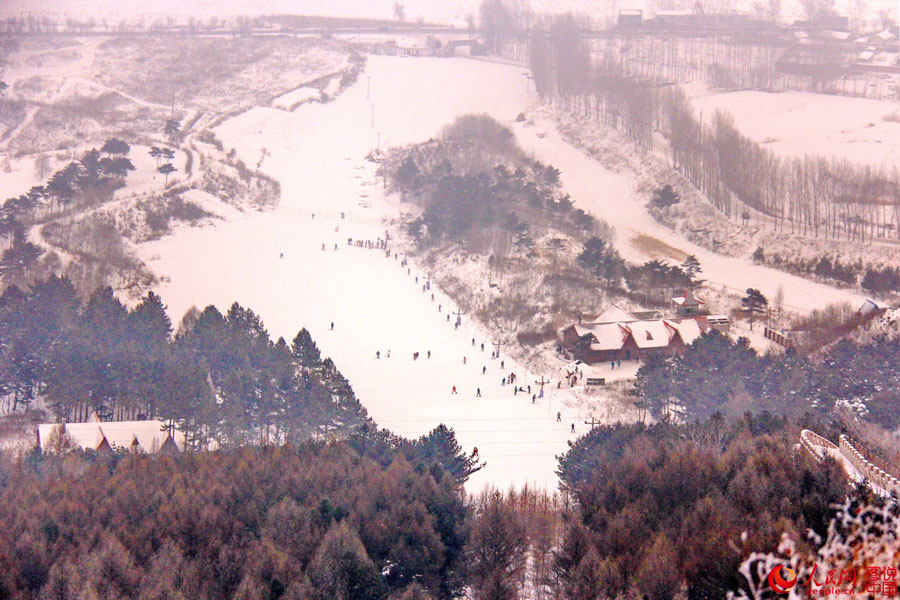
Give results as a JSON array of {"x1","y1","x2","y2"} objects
[{"x1": 141, "y1": 55, "x2": 865, "y2": 490}]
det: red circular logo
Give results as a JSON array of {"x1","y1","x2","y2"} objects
[{"x1": 768, "y1": 565, "x2": 798, "y2": 593}]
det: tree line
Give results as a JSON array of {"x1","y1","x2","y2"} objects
[
  {"x1": 0, "y1": 276, "x2": 368, "y2": 446},
  {"x1": 555, "y1": 414, "x2": 853, "y2": 600},
  {"x1": 753, "y1": 246, "x2": 900, "y2": 295},
  {"x1": 520, "y1": 23, "x2": 900, "y2": 245},
  {"x1": 0, "y1": 441, "x2": 470, "y2": 600},
  {"x1": 0, "y1": 410, "x2": 863, "y2": 600},
  {"x1": 633, "y1": 328, "x2": 900, "y2": 430}
]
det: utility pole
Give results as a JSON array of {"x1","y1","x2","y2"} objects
[
  {"x1": 534, "y1": 376, "x2": 549, "y2": 397},
  {"x1": 367, "y1": 75, "x2": 371, "y2": 100},
  {"x1": 493, "y1": 340, "x2": 503, "y2": 358},
  {"x1": 584, "y1": 415, "x2": 601, "y2": 430},
  {"x1": 453, "y1": 309, "x2": 466, "y2": 327},
  {"x1": 370, "y1": 103, "x2": 375, "y2": 128},
  {"x1": 424, "y1": 274, "x2": 432, "y2": 290}
]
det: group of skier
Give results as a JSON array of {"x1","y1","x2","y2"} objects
[{"x1": 348, "y1": 237, "x2": 387, "y2": 250}]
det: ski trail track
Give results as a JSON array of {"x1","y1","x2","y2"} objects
[{"x1": 142, "y1": 55, "x2": 865, "y2": 490}]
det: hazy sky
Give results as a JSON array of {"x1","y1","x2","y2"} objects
[{"x1": 1, "y1": 0, "x2": 896, "y2": 29}]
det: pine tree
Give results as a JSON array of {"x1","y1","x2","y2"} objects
[
  {"x1": 292, "y1": 328, "x2": 322, "y2": 372},
  {"x1": 651, "y1": 184, "x2": 680, "y2": 212},
  {"x1": 307, "y1": 523, "x2": 383, "y2": 600},
  {"x1": 741, "y1": 288, "x2": 768, "y2": 330},
  {"x1": 409, "y1": 424, "x2": 483, "y2": 486},
  {"x1": 681, "y1": 254, "x2": 702, "y2": 287},
  {"x1": 128, "y1": 291, "x2": 172, "y2": 347}
]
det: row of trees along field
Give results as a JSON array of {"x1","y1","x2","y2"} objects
[
  {"x1": 0, "y1": 276, "x2": 368, "y2": 447},
  {"x1": 0, "y1": 411, "x2": 870, "y2": 600},
  {"x1": 519, "y1": 14, "x2": 900, "y2": 243}
]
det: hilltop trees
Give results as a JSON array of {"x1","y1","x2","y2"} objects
[
  {"x1": 101, "y1": 137, "x2": 131, "y2": 157},
  {"x1": 632, "y1": 330, "x2": 760, "y2": 421},
  {"x1": 555, "y1": 415, "x2": 850, "y2": 600},
  {"x1": 0, "y1": 442, "x2": 472, "y2": 600},
  {"x1": 0, "y1": 278, "x2": 368, "y2": 442},
  {"x1": 576, "y1": 236, "x2": 625, "y2": 289}
]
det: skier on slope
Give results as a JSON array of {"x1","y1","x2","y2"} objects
[
  {"x1": 476, "y1": 388, "x2": 481, "y2": 397},
  {"x1": 482, "y1": 366, "x2": 486, "y2": 375},
  {"x1": 376, "y1": 351, "x2": 380, "y2": 359},
  {"x1": 451, "y1": 386, "x2": 458, "y2": 394}
]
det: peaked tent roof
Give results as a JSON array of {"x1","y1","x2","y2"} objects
[{"x1": 37, "y1": 420, "x2": 185, "y2": 454}]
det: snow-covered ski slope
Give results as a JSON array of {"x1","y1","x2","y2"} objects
[
  {"x1": 510, "y1": 114, "x2": 867, "y2": 312},
  {"x1": 142, "y1": 55, "x2": 864, "y2": 490},
  {"x1": 143, "y1": 56, "x2": 587, "y2": 491}
]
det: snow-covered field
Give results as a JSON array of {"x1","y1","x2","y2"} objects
[
  {"x1": 138, "y1": 54, "x2": 873, "y2": 489},
  {"x1": 686, "y1": 82, "x2": 900, "y2": 169}
]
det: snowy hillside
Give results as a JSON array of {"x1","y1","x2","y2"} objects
[{"x1": 137, "y1": 54, "x2": 873, "y2": 490}]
